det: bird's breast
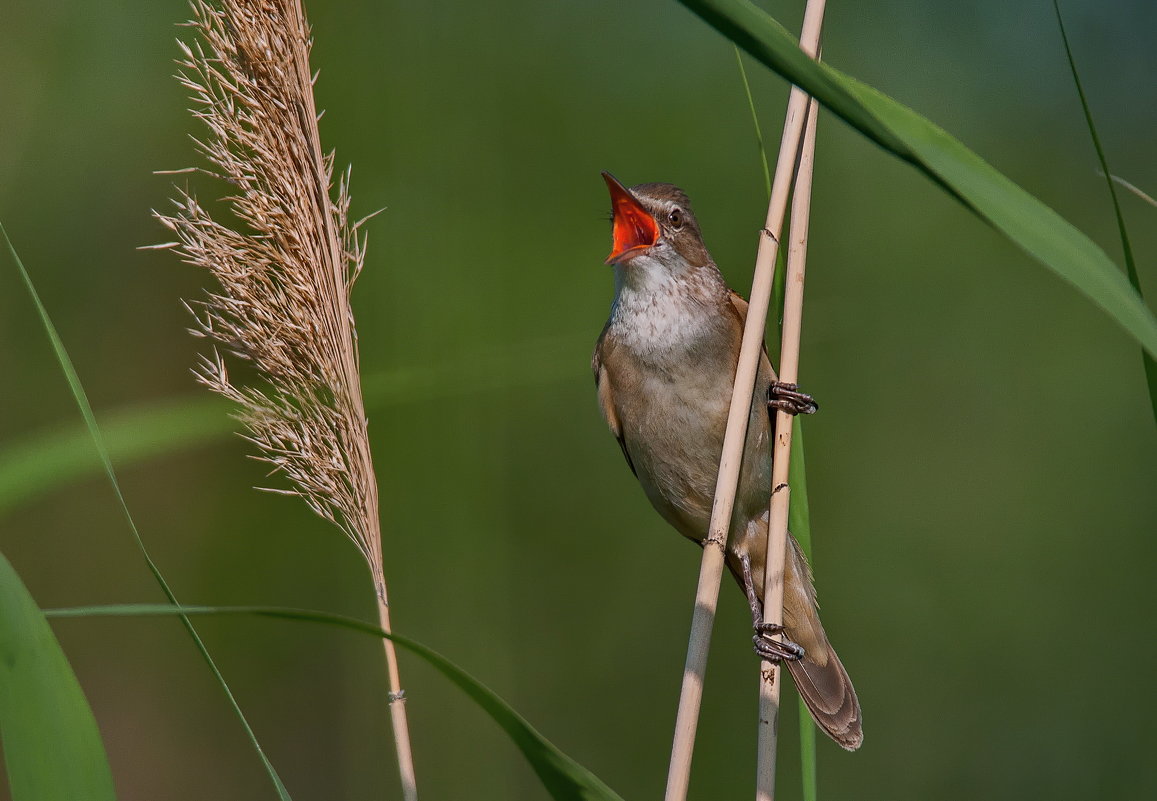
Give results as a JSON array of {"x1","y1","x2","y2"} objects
[{"x1": 608, "y1": 323, "x2": 772, "y2": 540}]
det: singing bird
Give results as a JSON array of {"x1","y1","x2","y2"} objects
[{"x1": 592, "y1": 173, "x2": 862, "y2": 750}]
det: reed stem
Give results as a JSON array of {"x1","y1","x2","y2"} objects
[
  {"x1": 755, "y1": 0, "x2": 825, "y2": 794},
  {"x1": 158, "y1": 2, "x2": 419, "y2": 796},
  {"x1": 663, "y1": 3, "x2": 825, "y2": 799},
  {"x1": 756, "y1": 91, "x2": 820, "y2": 801},
  {"x1": 372, "y1": 560, "x2": 417, "y2": 801},
  {"x1": 281, "y1": 1, "x2": 419, "y2": 793}
]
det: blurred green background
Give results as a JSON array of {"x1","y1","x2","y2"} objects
[{"x1": 2, "y1": 0, "x2": 1155, "y2": 799}]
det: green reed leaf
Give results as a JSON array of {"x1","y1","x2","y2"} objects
[
  {"x1": 0, "y1": 551, "x2": 117, "y2": 801},
  {"x1": 1052, "y1": 0, "x2": 1156, "y2": 424},
  {"x1": 46, "y1": 604, "x2": 627, "y2": 801},
  {"x1": 2, "y1": 222, "x2": 292, "y2": 801},
  {"x1": 677, "y1": 0, "x2": 1157, "y2": 366}
]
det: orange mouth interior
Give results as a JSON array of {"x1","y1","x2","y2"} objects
[{"x1": 603, "y1": 172, "x2": 658, "y2": 263}]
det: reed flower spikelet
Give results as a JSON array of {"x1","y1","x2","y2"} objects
[{"x1": 153, "y1": 1, "x2": 417, "y2": 797}]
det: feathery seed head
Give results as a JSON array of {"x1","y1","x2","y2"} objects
[{"x1": 156, "y1": 0, "x2": 381, "y2": 568}]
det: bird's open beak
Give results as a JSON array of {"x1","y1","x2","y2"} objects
[{"x1": 603, "y1": 171, "x2": 658, "y2": 265}]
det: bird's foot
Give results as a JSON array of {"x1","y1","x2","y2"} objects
[
  {"x1": 753, "y1": 627, "x2": 806, "y2": 663},
  {"x1": 740, "y1": 554, "x2": 805, "y2": 663},
  {"x1": 768, "y1": 381, "x2": 818, "y2": 416}
]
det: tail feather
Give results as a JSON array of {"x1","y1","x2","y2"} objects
[
  {"x1": 785, "y1": 639, "x2": 862, "y2": 750},
  {"x1": 732, "y1": 533, "x2": 863, "y2": 750},
  {"x1": 782, "y1": 535, "x2": 863, "y2": 750}
]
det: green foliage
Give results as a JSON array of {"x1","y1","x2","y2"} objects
[
  {"x1": 2, "y1": 222, "x2": 293, "y2": 801},
  {"x1": 678, "y1": 0, "x2": 1157, "y2": 366},
  {"x1": 1051, "y1": 0, "x2": 1156, "y2": 423},
  {"x1": 0, "y1": 552, "x2": 117, "y2": 801},
  {"x1": 45, "y1": 604, "x2": 627, "y2": 801},
  {"x1": 1, "y1": 215, "x2": 624, "y2": 801},
  {"x1": 789, "y1": 418, "x2": 818, "y2": 801},
  {"x1": 2, "y1": 3, "x2": 1152, "y2": 799},
  {"x1": 733, "y1": 48, "x2": 771, "y2": 199}
]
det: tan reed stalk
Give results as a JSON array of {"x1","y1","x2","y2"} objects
[
  {"x1": 152, "y1": 1, "x2": 417, "y2": 798},
  {"x1": 755, "y1": 2, "x2": 826, "y2": 795},
  {"x1": 1103, "y1": 173, "x2": 1157, "y2": 209},
  {"x1": 756, "y1": 92, "x2": 820, "y2": 801},
  {"x1": 663, "y1": 3, "x2": 826, "y2": 799}
]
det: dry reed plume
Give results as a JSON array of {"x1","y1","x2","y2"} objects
[{"x1": 153, "y1": 1, "x2": 417, "y2": 797}]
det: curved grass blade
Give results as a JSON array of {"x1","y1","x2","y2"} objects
[
  {"x1": 734, "y1": 47, "x2": 772, "y2": 199},
  {"x1": 676, "y1": 0, "x2": 1157, "y2": 363},
  {"x1": 1052, "y1": 0, "x2": 1156, "y2": 424},
  {"x1": 46, "y1": 605, "x2": 627, "y2": 801},
  {"x1": 1, "y1": 222, "x2": 292, "y2": 801},
  {"x1": 788, "y1": 418, "x2": 817, "y2": 801},
  {"x1": 0, "y1": 552, "x2": 117, "y2": 801}
]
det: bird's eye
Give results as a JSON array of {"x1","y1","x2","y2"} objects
[{"x1": 668, "y1": 209, "x2": 684, "y2": 229}]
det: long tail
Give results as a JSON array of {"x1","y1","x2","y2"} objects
[
  {"x1": 732, "y1": 535, "x2": 863, "y2": 750},
  {"x1": 782, "y1": 535, "x2": 862, "y2": 750}
]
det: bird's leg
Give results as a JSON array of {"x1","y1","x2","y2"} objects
[
  {"x1": 740, "y1": 553, "x2": 805, "y2": 663},
  {"x1": 768, "y1": 381, "x2": 819, "y2": 416}
]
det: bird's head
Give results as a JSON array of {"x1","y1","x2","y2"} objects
[{"x1": 602, "y1": 172, "x2": 711, "y2": 273}]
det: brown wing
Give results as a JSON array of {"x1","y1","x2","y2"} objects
[
  {"x1": 728, "y1": 295, "x2": 860, "y2": 747},
  {"x1": 727, "y1": 288, "x2": 750, "y2": 325},
  {"x1": 726, "y1": 289, "x2": 779, "y2": 384},
  {"x1": 592, "y1": 327, "x2": 637, "y2": 477}
]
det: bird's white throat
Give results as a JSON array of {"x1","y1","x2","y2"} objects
[{"x1": 609, "y1": 254, "x2": 728, "y2": 358}]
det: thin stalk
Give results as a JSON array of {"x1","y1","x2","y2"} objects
[
  {"x1": 371, "y1": 560, "x2": 417, "y2": 801},
  {"x1": 1052, "y1": 0, "x2": 1156, "y2": 425},
  {"x1": 280, "y1": 0, "x2": 417, "y2": 791},
  {"x1": 662, "y1": 2, "x2": 826, "y2": 799},
  {"x1": 277, "y1": 0, "x2": 416, "y2": 791},
  {"x1": 735, "y1": 46, "x2": 772, "y2": 199},
  {"x1": 756, "y1": 92, "x2": 819, "y2": 801},
  {"x1": 1102, "y1": 173, "x2": 1157, "y2": 209}
]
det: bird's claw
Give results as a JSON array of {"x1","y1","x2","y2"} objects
[
  {"x1": 753, "y1": 629, "x2": 805, "y2": 663},
  {"x1": 740, "y1": 554, "x2": 806, "y2": 664},
  {"x1": 768, "y1": 381, "x2": 818, "y2": 415}
]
